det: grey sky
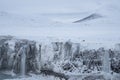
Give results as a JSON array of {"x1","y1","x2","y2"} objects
[{"x1": 0, "y1": 0, "x2": 105, "y2": 14}]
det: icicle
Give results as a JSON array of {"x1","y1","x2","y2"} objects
[
  {"x1": 38, "y1": 44, "x2": 42, "y2": 71},
  {"x1": 103, "y1": 50, "x2": 110, "y2": 73},
  {"x1": 20, "y1": 46, "x2": 26, "y2": 76}
]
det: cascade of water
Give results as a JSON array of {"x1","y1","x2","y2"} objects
[
  {"x1": 20, "y1": 46, "x2": 26, "y2": 76},
  {"x1": 103, "y1": 51, "x2": 110, "y2": 73},
  {"x1": 38, "y1": 45, "x2": 41, "y2": 71}
]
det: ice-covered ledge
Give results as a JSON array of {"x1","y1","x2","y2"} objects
[{"x1": 0, "y1": 35, "x2": 120, "y2": 80}]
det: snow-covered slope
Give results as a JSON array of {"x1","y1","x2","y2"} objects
[{"x1": 0, "y1": 0, "x2": 120, "y2": 46}]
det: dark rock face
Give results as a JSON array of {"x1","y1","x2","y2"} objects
[
  {"x1": 0, "y1": 36, "x2": 13, "y2": 70},
  {"x1": 82, "y1": 75, "x2": 105, "y2": 80},
  {"x1": 0, "y1": 36, "x2": 39, "y2": 74},
  {"x1": 111, "y1": 59, "x2": 120, "y2": 73},
  {"x1": 13, "y1": 40, "x2": 38, "y2": 74},
  {"x1": 0, "y1": 43, "x2": 9, "y2": 69},
  {"x1": 64, "y1": 41, "x2": 72, "y2": 59},
  {"x1": 52, "y1": 42, "x2": 63, "y2": 61},
  {"x1": 62, "y1": 62, "x2": 74, "y2": 71},
  {"x1": 73, "y1": 13, "x2": 102, "y2": 23},
  {"x1": 40, "y1": 69, "x2": 69, "y2": 80}
]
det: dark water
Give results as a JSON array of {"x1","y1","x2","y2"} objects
[{"x1": 0, "y1": 73, "x2": 15, "y2": 80}]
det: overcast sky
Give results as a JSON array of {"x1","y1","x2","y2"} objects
[{"x1": 0, "y1": 0, "x2": 107, "y2": 14}]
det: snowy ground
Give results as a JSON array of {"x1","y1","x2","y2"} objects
[
  {"x1": 4, "y1": 74, "x2": 57, "y2": 80},
  {"x1": 3, "y1": 72, "x2": 120, "y2": 80}
]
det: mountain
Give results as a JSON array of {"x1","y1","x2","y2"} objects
[{"x1": 0, "y1": 0, "x2": 120, "y2": 44}]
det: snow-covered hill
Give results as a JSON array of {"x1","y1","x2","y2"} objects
[{"x1": 0, "y1": 0, "x2": 120, "y2": 43}]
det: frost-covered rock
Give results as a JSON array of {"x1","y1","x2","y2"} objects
[
  {"x1": 0, "y1": 36, "x2": 120, "y2": 80},
  {"x1": 0, "y1": 36, "x2": 39, "y2": 75},
  {"x1": 13, "y1": 39, "x2": 39, "y2": 74},
  {"x1": 82, "y1": 75, "x2": 105, "y2": 80}
]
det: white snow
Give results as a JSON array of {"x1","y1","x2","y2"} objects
[
  {"x1": 0, "y1": 0, "x2": 120, "y2": 44},
  {"x1": 4, "y1": 74, "x2": 57, "y2": 80}
]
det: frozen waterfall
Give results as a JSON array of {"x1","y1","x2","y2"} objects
[
  {"x1": 20, "y1": 46, "x2": 26, "y2": 76},
  {"x1": 103, "y1": 50, "x2": 111, "y2": 73}
]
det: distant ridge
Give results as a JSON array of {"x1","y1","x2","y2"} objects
[
  {"x1": 73, "y1": 13, "x2": 102, "y2": 23},
  {"x1": 0, "y1": 11, "x2": 9, "y2": 16}
]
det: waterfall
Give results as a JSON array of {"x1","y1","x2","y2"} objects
[
  {"x1": 38, "y1": 45, "x2": 42, "y2": 71},
  {"x1": 103, "y1": 51, "x2": 110, "y2": 73},
  {"x1": 20, "y1": 46, "x2": 26, "y2": 76}
]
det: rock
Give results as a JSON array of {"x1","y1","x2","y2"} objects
[
  {"x1": 0, "y1": 36, "x2": 39, "y2": 74},
  {"x1": 82, "y1": 75, "x2": 105, "y2": 80},
  {"x1": 13, "y1": 40, "x2": 39, "y2": 74}
]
